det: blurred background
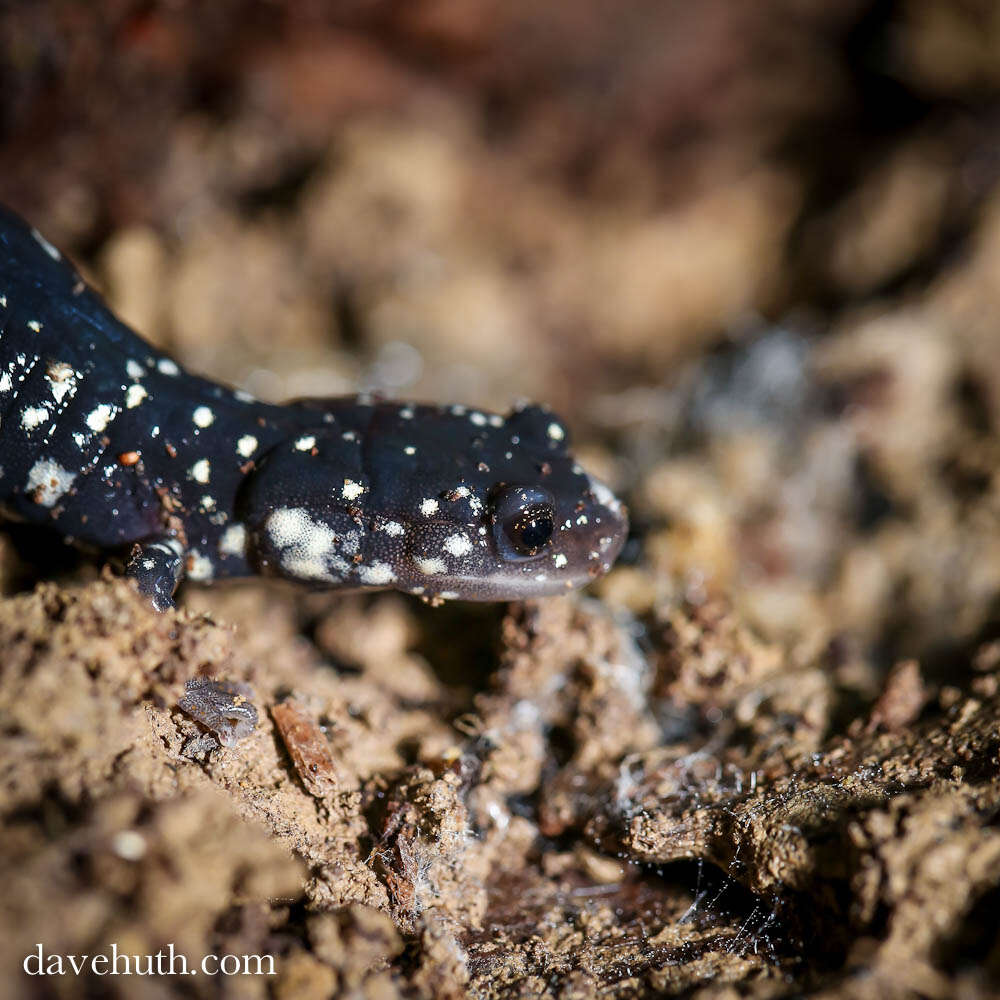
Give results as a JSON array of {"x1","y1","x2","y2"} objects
[{"x1": 4, "y1": 0, "x2": 1000, "y2": 679}]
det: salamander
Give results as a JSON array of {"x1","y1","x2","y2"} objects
[{"x1": 0, "y1": 204, "x2": 628, "y2": 609}]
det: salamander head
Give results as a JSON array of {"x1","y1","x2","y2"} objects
[
  {"x1": 243, "y1": 401, "x2": 628, "y2": 601},
  {"x1": 363, "y1": 401, "x2": 628, "y2": 600}
]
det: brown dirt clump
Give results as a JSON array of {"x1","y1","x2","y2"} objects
[{"x1": 3, "y1": 576, "x2": 1000, "y2": 998}]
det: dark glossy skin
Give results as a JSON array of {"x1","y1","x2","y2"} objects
[{"x1": 0, "y1": 204, "x2": 628, "y2": 609}]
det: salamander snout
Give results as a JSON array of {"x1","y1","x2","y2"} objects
[{"x1": 482, "y1": 475, "x2": 628, "y2": 597}]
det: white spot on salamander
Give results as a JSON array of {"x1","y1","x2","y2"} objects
[
  {"x1": 415, "y1": 556, "x2": 446, "y2": 576},
  {"x1": 157, "y1": 358, "x2": 180, "y2": 376},
  {"x1": 190, "y1": 458, "x2": 211, "y2": 484},
  {"x1": 192, "y1": 406, "x2": 215, "y2": 428},
  {"x1": 86, "y1": 403, "x2": 116, "y2": 433},
  {"x1": 45, "y1": 363, "x2": 77, "y2": 404},
  {"x1": 49, "y1": 382, "x2": 73, "y2": 405},
  {"x1": 27, "y1": 320, "x2": 41, "y2": 332},
  {"x1": 553, "y1": 553, "x2": 568, "y2": 568},
  {"x1": 21, "y1": 406, "x2": 49, "y2": 431},
  {"x1": 547, "y1": 422, "x2": 565, "y2": 441},
  {"x1": 420, "y1": 498, "x2": 439, "y2": 516},
  {"x1": 295, "y1": 435, "x2": 316, "y2": 451},
  {"x1": 341, "y1": 479, "x2": 365, "y2": 501},
  {"x1": 236, "y1": 434, "x2": 258, "y2": 458},
  {"x1": 266, "y1": 510, "x2": 314, "y2": 549},
  {"x1": 338, "y1": 528, "x2": 361, "y2": 555},
  {"x1": 186, "y1": 550, "x2": 214, "y2": 581},
  {"x1": 265, "y1": 507, "x2": 345, "y2": 582},
  {"x1": 360, "y1": 562, "x2": 396, "y2": 585},
  {"x1": 380, "y1": 521, "x2": 405, "y2": 537},
  {"x1": 31, "y1": 228, "x2": 61, "y2": 260},
  {"x1": 26, "y1": 458, "x2": 74, "y2": 507},
  {"x1": 125, "y1": 384, "x2": 148, "y2": 408},
  {"x1": 219, "y1": 523, "x2": 247, "y2": 558},
  {"x1": 404, "y1": 446, "x2": 416, "y2": 455},
  {"x1": 451, "y1": 484, "x2": 483, "y2": 513},
  {"x1": 126, "y1": 359, "x2": 145, "y2": 379},
  {"x1": 443, "y1": 533, "x2": 472, "y2": 557}
]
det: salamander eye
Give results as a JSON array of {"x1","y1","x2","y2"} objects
[
  {"x1": 511, "y1": 508, "x2": 554, "y2": 553},
  {"x1": 491, "y1": 485, "x2": 556, "y2": 560}
]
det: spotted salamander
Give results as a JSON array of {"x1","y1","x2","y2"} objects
[{"x1": 0, "y1": 204, "x2": 628, "y2": 610}]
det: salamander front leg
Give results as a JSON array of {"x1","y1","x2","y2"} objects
[{"x1": 126, "y1": 537, "x2": 185, "y2": 611}]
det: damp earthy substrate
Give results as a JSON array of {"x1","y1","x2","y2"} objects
[{"x1": 0, "y1": 571, "x2": 998, "y2": 999}]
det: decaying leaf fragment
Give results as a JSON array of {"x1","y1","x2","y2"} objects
[
  {"x1": 178, "y1": 677, "x2": 258, "y2": 747},
  {"x1": 272, "y1": 700, "x2": 342, "y2": 798}
]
